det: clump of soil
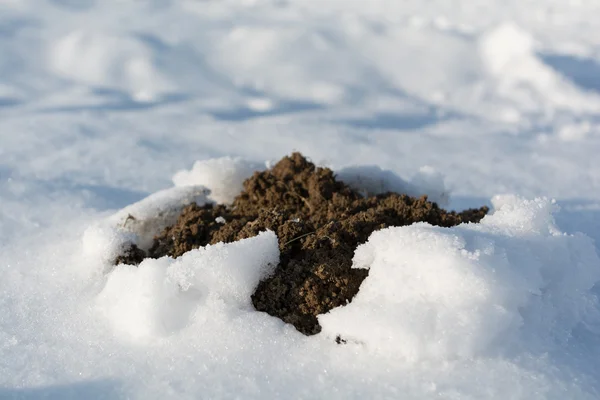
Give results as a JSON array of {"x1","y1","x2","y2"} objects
[
  {"x1": 115, "y1": 243, "x2": 146, "y2": 266},
  {"x1": 118, "y1": 153, "x2": 489, "y2": 335}
]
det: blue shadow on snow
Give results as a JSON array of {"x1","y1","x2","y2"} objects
[
  {"x1": 210, "y1": 100, "x2": 324, "y2": 122},
  {"x1": 339, "y1": 110, "x2": 452, "y2": 131},
  {"x1": 39, "y1": 90, "x2": 190, "y2": 113},
  {"x1": 540, "y1": 53, "x2": 600, "y2": 93},
  {"x1": 0, "y1": 379, "x2": 123, "y2": 400}
]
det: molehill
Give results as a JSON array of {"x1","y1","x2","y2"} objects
[{"x1": 115, "y1": 153, "x2": 489, "y2": 335}]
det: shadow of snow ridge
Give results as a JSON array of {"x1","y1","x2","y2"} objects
[
  {"x1": 540, "y1": 53, "x2": 600, "y2": 94},
  {"x1": 0, "y1": 379, "x2": 124, "y2": 400}
]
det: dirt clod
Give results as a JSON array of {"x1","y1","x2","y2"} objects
[
  {"x1": 115, "y1": 243, "x2": 146, "y2": 266},
  {"x1": 119, "y1": 152, "x2": 489, "y2": 335},
  {"x1": 148, "y1": 203, "x2": 230, "y2": 259}
]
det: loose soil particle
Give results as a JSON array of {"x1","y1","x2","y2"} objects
[{"x1": 117, "y1": 153, "x2": 489, "y2": 335}]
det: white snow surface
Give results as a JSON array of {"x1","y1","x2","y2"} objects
[
  {"x1": 2, "y1": 0, "x2": 600, "y2": 398},
  {"x1": 97, "y1": 231, "x2": 279, "y2": 340},
  {"x1": 172, "y1": 157, "x2": 265, "y2": 204},
  {"x1": 320, "y1": 197, "x2": 600, "y2": 362}
]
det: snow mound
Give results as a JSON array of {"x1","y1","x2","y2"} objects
[
  {"x1": 336, "y1": 164, "x2": 449, "y2": 206},
  {"x1": 320, "y1": 196, "x2": 600, "y2": 361},
  {"x1": 49, "y1": 29, "x2": 173, "y2": 101},
  {"x1": 479, "y1": 23, "x2": 600, "y2": 115},
  {"x1": 81, "y1": 223, "x2": 133, "y2": 269},
  {"x1": 209, "y1": 26, "x2": 350, "y2": 104},
  {"x1": 81, "y1": 186, "x2": 210, "y2": 274},
  {"x1": 86, "y1": 185, "x2": 209, "y2": 254},
  {"x1": 172, "y1": 157, "x2": 265, "y2": 204},
  {"x1": 96, "y1": 231, "x2": 279, "y2": 339}
]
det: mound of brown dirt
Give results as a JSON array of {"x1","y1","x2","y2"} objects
[{"x1": 117, "y1": 153, "x2": 489, "y2": 335}]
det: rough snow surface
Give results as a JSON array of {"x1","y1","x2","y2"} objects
[
  {"x1": 106, "y1": 185, "x2": 210, "y2": 249},
  {"x1": 320, "y1": 197, "x2": 600, "y2": 364},
  {"x1": 97, "y1": 232, "x2": 279, "y2": 340},
  {"x1": 4, "y1": 186, "x2": 600, "y2": 400},
  {"x1": 2, "y1": 0, "x2": 600, "y2": 398}
]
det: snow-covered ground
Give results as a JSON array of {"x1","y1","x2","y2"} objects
[{"x1": 2, "y1": 0, "x2": 600, "y2": 398}]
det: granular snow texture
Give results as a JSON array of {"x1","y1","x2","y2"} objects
[{"x1": 122, "y1": 153, "x2": 489, "y2": 335}]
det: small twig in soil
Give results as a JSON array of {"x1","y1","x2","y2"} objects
[{"x1": 283, "y1": 231, "x2": 316, "y2": 247}]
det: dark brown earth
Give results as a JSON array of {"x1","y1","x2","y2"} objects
[
  {"x1": 114, "y1": 242, "x2": 146, "y2": 266},
  {"x1": 116, "y1": 153, "x2": 489, "y2": 335}
]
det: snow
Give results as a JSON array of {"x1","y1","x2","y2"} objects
[
  {"x1": 320, "y1": 196, "x2": 600, "y2": 362},
  {"x1": 172, "y1": 157, "x2": 265, "y2": 204},
  {"x1": 49, "y1": 29, "x2": 174, "y2": 102},
  {"x1": 105, "y1": 185, "x2": 210, "y2": 249},
  {"x1": 2, "y1": 0, "x2": 600, "y2": 398},
  {"x1": 97, "y1": 231, "x2": 279, "y2": 340},
  {"x1": 337, "y1": 164, "x2": 450, "y2": 205}
]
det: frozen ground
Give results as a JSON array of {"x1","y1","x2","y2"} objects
[{"x1": 1, "y1": 0, "x2": 600, "y2": 398}]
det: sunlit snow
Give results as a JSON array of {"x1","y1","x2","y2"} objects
[{"x1": 2, "y1": 0, "x2": 600, "y2": 398}]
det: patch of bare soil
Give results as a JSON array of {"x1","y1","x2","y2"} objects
[{"x1": 117, "y1": 153, "x2": 489, "y2": 335}]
